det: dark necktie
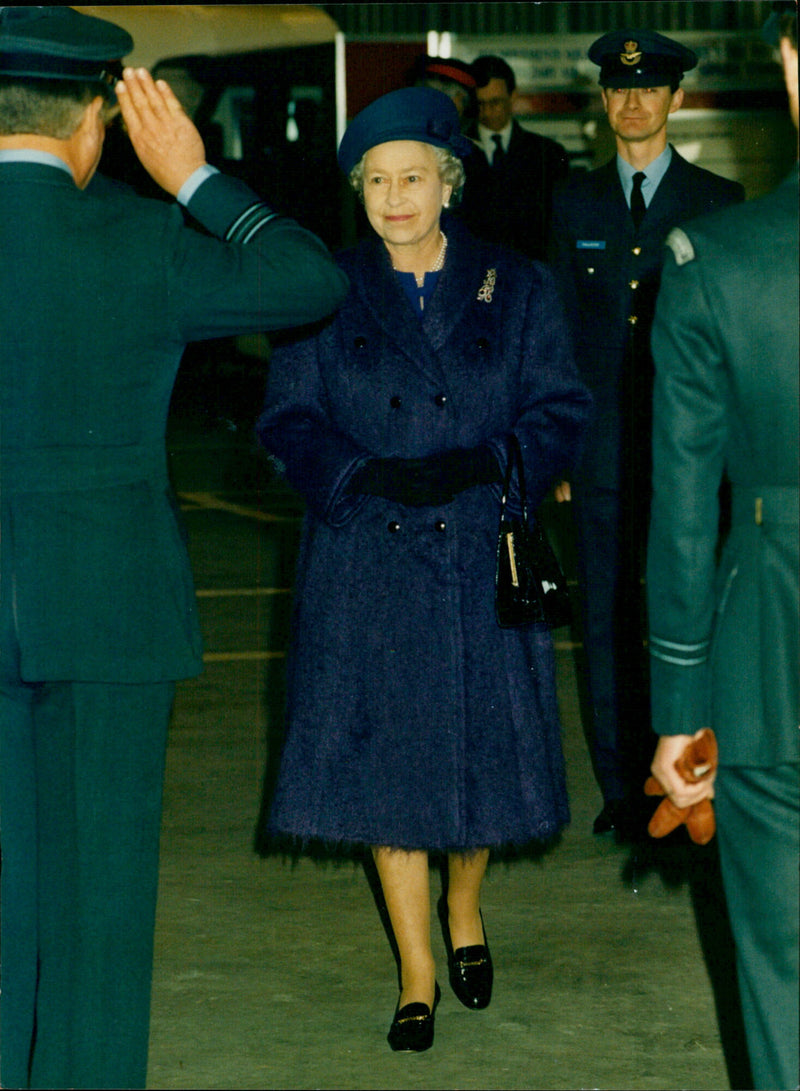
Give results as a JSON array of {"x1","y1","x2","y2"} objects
[
  {"x1": 492, "y1": 133, "x2": 505, "y2": 168},
  {"x1": 630, "y1": 171, "x2": 646, "y2": 229}
]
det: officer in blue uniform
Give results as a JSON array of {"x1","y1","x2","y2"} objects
[
  {"x1": 648, "y1": 5, "x2": 799, "y2": 1086},
  {"x1": 0, "y1": 8, "x2": 348, "y2": 1089},
  {"x1": 550, "y1": 29, "x2": 744, "y2": 836}
]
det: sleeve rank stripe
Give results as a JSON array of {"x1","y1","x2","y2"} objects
[
  {"x1": 226, "y1": 202, "x2": 280, "y2": 244},
  {"x1": 650, "y1": 634, "x2": 710, "y2": 666}
]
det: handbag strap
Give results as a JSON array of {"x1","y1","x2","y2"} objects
[{"x1": 499, "y1": 433, "x2": 528, "y2": 524}]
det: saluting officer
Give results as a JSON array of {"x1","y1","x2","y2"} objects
[
  {"x1": 0, "y1": 7, "x2": 347, "y2": 1089},
  {"x1": 550, "y1": 29, "x2": 744, "y2": 837},
  {"x1": 648, "y1": 4, "x2": 799, "y2": 1087}
]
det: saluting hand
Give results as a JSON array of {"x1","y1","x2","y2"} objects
[{"x1": 116, "y1": 67, "x2": 207, "y2": 197}]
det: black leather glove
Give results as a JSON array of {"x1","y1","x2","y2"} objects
[{"x1": 349, "y1": 445, "x2": 501, "y2": 507}]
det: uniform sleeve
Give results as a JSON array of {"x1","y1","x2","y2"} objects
[
  {"x1": 256, "y1": 321, "x2": 370, "y2": 527},
  {"x1": 647, "y1": 236, "x2": 730, "y2": 735},
  {"x1": 503, "y1": 264, "x2": 592, "y2": 512},
  {"x1": 171, "y1": 172, "x2": 349, "y2": 340}
]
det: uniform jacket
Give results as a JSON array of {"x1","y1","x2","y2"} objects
[
  {"x1": 257, "y1": 218, "x2": 592, "y2": 850},
  {"x1": 647, "y1": 166, "x2": 799, "y2": 767},
  {"x1": 460, "y1": 120, "x2": 570, "y2": 262},
  {"x1": 0, "y1": 161, "x2": 348, "y2": 683},
  {"x1": 550, "y1": 147, "x2": 744, "y2": 488}
]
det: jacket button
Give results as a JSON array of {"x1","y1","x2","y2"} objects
[
  {"x1": 387, "y1": 520, "x2": 400, "y2": 533},
  {"x1": 390, "y1": 395, "x2": 402, "y2": 408},
  {"x1": 353, "y1": 336, "x2": 367, "y2": 349},
  {"x1": 434, "y1": 519, "x2": 447, "y2": 532},
  {"x1": 629, "y1": 279, "x2": 639, "y2": 289},
  {"x1": 476, "y1": 337, "x2": 489, "y2": 350},
  {"x1": 632, "y1": 246, "x2": 642, "y2": 256},
  {"x1": 434, "y1": 394, "x2": 447, "y2": 407},
  {"x1": 628, "y1": 314, "x2": 638, "y2": 325}
]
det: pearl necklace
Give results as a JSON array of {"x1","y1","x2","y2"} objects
[{"x1": 412, "y1": 231, "x2": 448, "y2": 287}]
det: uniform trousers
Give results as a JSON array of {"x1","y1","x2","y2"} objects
[
  {"x1": 715, "y1": 763, "x2": 800, "y2": 1091},
  {"x1": 571, "y1": 483, "x2": 654, "y2": 803},
  {"x1": 0, "y1": 644, "x2": 174, "y2": 1089}
]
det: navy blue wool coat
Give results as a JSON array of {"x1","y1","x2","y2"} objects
[{"x1": 258, "y1": 218, "x2": 592, "y2": 852}]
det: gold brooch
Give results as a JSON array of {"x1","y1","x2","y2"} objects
[
  {"x1": 620, "y1": 40, "x2": 642, "y2": 66},
  {"x1": 477, "y1": 268, "x2": 497, "y2": 302}
]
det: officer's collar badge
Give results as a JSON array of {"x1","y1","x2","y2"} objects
[{"x1": 621, "y1": 40, "x2": 643, "y2": 66}]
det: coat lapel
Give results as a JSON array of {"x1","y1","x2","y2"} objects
[
  {"x1": 420, "y1": 216, "x2": 491, "y2": 351},
  {"x1": 590, "y1": 159, "x2": 634, "y2": 241},
  {"x1": 350, "y1": 234, "x2": 442, "y2": 383},
  {"x1": 642, "y1": 146, "x2": 691, "y2": 230},
  {"x1": 349, "y1": 219, "x2": 488, "y2": 382}
]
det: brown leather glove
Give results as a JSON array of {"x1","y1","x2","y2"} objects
[{"x1": 644, "y1": 728, "x2": 718, "y2": 845}]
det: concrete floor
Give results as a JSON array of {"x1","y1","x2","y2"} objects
[{"x1": 146, "y1": 412, "x2": 752, "y2": 1090}]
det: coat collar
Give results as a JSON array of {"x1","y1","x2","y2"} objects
[
  {"x1": 591, "y1": 145, "x2": 692, "y2": 234},
  {"x1": 343, "y1": 216, "x2": 491, "y2": 378},
  {"x1": 0, "y1": 157, "x2": 76, "y2": 187}
]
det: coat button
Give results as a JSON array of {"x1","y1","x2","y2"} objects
[
  {"x1": 632, "y1": 246, "x2": 642, "y2": 256},
  {"x1": 628, "y1": 314, "x2": 638, "y2": 325},
  {"x1": 434, "y1": 519, "x2": 447, "y2": 532},
  {"x1": 434, "y1": 394, "x2": 447, "y2": 407},
  {"x1": 476, "y1": 337, "x2": 489, "y2": 351},
  {"x1": 390, "y1": 395, "x2": 402, "y2": 409},
  {"x1": 353, "y1": 336, "x2": 367, "y2": 349},
  {"x1": 629, "y1": 279, "x2": 639, "y2": 289},
  {"x1": 387, "y1": 520, "x2": 400, "y2": 533}
]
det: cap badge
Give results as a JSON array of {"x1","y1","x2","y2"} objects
[{"x1": 621, "y1": 40, "x2": 642, "y2": 66}]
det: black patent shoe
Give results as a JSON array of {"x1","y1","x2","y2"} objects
[
  {"x1": 387, "y1": 982, "x2": 441, "y2": 1052},
  {"x1": 437, "y1": 897, "x2": 493, "y2": 1010}
]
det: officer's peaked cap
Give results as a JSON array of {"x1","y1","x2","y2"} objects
[
  {"x1": 410, "y1": 55, "x2": 477, "y2": 91},
  {"x1": 338, "y1": 87, "x2": 473, "y2": 175},
  {"x1": 0, "y1": 6, "x2": 132, "y2": 84},
  {"x1": 589, "y1": 29, "x2": 697, "y2": 88}
]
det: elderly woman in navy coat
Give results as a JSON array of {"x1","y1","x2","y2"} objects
[{"x1": 257, "y1": 87, "x2": 591, "y2": 1052}]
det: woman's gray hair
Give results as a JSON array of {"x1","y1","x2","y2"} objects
[{"x1": 348, "y1": 144, "x2": 466, "y2": 205}]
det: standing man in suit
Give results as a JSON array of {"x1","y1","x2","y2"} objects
[
  {"x1": 550, "y1": 30, "x2": 744, "y2": 837},
  {"x1": 465, "y1": 54, "x2": 569, "y2": 261},
  {"x1": 647, "y1": 5, "x2": 799, "y2": 1087},
  {"x1": 0, "y1": 7, "x2": 348, "y2": 1089}
]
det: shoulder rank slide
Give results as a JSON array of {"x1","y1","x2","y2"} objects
[{"x1": 665, "y1": 227, "x2": 695, "y2": 265}]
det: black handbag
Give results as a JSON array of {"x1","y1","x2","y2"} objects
[{"x1": 495, "y1": 433, "x2": 572, "y2": 629}]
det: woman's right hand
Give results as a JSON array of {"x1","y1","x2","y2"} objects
[{"x1": 554, "y1": 480, "x2": 571, "y2": 503}]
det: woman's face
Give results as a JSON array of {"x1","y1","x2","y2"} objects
[{"x1": 361, "y1": 140, "x2": 452, "y2": 252}]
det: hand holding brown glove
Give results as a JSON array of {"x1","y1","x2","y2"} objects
[{"x1": 645, "y1": 728, "x2": 718, "y2": 845}]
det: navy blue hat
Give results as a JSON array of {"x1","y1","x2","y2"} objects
[
  {"x1": 338, "y1": 86, "x2": 473, "y2": 175},
  {"x1": 588, "y1": 29, "x2": 697, "y2": 88},
  {"x1": 0, "y1": 6, "x2": 132, "y2": 87}
]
